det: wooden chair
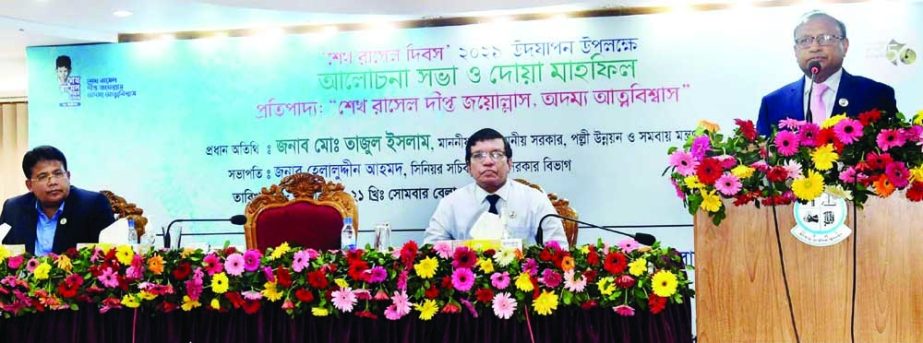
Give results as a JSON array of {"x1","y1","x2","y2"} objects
[
  {"x1": 514, "y1": 178, "x2": 579, "y2": 247},
  {"x1": 100, "y1": 190, "x2": 148, "y2": 242},
  {"x1": 244, "y1": 173, "x2": 358, "y2": 251}
]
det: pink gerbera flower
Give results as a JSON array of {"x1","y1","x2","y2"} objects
[
  {"x1": 833, "y1": 118, "x2": 864, "y2": 145},
  {"x1": 367, "y1": 266, "x2": 388, "y2": 284},
  {"x1": 224, "y1": 253, "x2": 245, "y2": 276},
  {"x1": 452, "y1": 268, "x2": 475, "y2": 292},
  {"x1": 614, "y1": 305, "x2": 636, "y2": 317},
  {"x1": 291, "y1": 250, "x2": 310, "y2": 273},
  {"x1": 618, "y1": 238, "x2": 639, "y2": 253},
  {"x1": 774, "y1": 130, "x2": 799, "y2": 156},
  {"x1": 689, "y1": 135, "x2": 710, "y2": 160},
  {"x1": 331, "y1": 287, "x2": 357, "y2": 312},
  {"x1": 778, "y1": 118, "x2": 804, "y2": 130},
  {"x1": 243, "y1": 250, "x2": 262, "y2": 272},
  {"x1": 491, "y1": 292, "x2": 517, "y2": 319},
  {"x1": 433, "y1": 241, "x2": 453, "y2": 259},
  {"x1": 714, "y1": 173, "x2": 742, "y2": 196},
  {"x1": 540, "y1": 269, "x2": 563, "y2": 288},
  {"x1": 783, "y1": 160, "x2": 803, "y2": 180},
  {"x1": 491, "y1": 272, "x2": 511, "y2": 290},
  {"x1": 798, "y1": 123, "x2": 820, "y2": 147},
  {"x1": 885, "y1": 162, "x2": 910, "y2": 188},
  {"x1": 98, "y1": 267, "x2": 120, "y2": 288},
  {"x1": 564, "y1": 270, "x2": 587, "y2": 292},
  {"x1": 877, "y1": 129, "x2": 906, "y2": 151},
  {"x1": 668, "y1": 151, "x2": 698, "y2": 176},
  {"x1": 203, "y1": 253, "x2": 223, "y2": 276},
  {"x1": 839, "y1": 166, "x2": 858, "y2": 183}
]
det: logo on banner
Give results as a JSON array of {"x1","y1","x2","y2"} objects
[{"x1": 791, "y1": 193, "x2": 850, "y2": 247}]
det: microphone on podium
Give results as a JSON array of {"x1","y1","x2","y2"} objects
[
  {"x1": 536, "y1": 213, "x2": 657, "y2": 246},
  {"x1": 805, "y1": 60, "x2": 822, "y2": 124},
  {"x1": 163, "y1": 215, "x2": 247, "y2": 248}
]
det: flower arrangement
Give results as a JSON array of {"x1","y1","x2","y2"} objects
[
  {"x1": 0, "y1": 239, "x2": 692, "y2": 320},
  {"x1": 667, "y1": 109, "x2": 923, "y2": 225}
]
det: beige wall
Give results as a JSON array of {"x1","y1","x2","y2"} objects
[{"x1": 1, "y1": 102, "x2": 28, "y2": 203}]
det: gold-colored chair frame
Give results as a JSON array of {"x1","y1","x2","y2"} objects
[
  {"x1": 244, "y1": 173, "x2": 359, "y2": 250},
  {"x1": 100, "y1": 190, "x2": 148, "y2": 240}
]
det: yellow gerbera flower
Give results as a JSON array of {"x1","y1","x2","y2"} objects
[
  {"x1": 700, "y1": 189, "x2": 722, "y2": 213},
  {"x1": 821, "y1": 114, "x2": 847, "y2": 129},
  {"x1": 697, "y1": 119, "x2": 720, "y2": 133},
  {"x1": 55, "y1": 255, "x2": 72, "y2": 272},
  {"x1": 792, "y1": 170, "x2": 825, "y2": 201},
  {"x1": 532, "y1": 290, "x2": 559, "y2": 316},
  {"x1": 334, "y1": 278, "x2": 349, "y2": 289},
  {"x1": 910, "y1": 165, "x2": 923, "y2": 183},
  {"x1": 116, "y1": 245, "x2": 134, "y2": 266},
  {"x1": 652, "y1": 270, "x2": 679, "y2": 297},
  {"x1": 312, "y1": 307, "x2": 329, "y2": 317},
  {"x1": 269, "y1": 242, "x2": 290, "y2": 260},
  {"x1": 139, "y1": 291, "x2": 158, "y2": 301},
  {"x1": 211, "y1": 272, "x2": 229, "y2": 294},
  {"x1": 914, "y1": 110, "x2": 923, "y2": 126},
  {"x1": 262, "y1": 281, "x2": 283, "y2": 302},
  {"x1": 181, "y1": 296, "x2": 201, "y2": 311},
  {"x1": 478, "y1": 258, "x2": 494, "y2": 274},
  {"x1": 33, "y1": 262, "x2": 52, "y2": 280},
  {"x1": 811, "y1": 144, "x2": 839, "y2": 171},
  {"x1": 0, "y1": 246, "x2": 8, "y2": 263},
  {"x1": 414, "y1": 257, "x2": 438, "y2": 279},
  {"x1": 683, "y1": 175, "x2": 703, "y2": 190},
  {"x1": 515, "y1": 273, "x2": 534, "y2": 292},
  {"x1": 731, "y1": 165, "x2": 755, "y2": 179},
  {"x1": 628, "y1": 258, "x2": 647, "y2": 277},
  {"x1": 597, "y1": 277, "x2": 616, "y2": 296},
  {"x1": 210, "y1": 298, "x2": 221, "y2": 310},
  {"x1": 825, "y1": 184, "x2": 853, "y2": 200},
  {"x1": 122, "y1": 294, "x2": 141, "y2": 308},
  {"x1": 415, "y1": 299, "x2": 439, "y2": 320}
]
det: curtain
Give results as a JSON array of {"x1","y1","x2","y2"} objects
[{"x1": 1, "y1": 101, "x2": 28, "y2": 202}]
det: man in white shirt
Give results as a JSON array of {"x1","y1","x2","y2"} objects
[{"x1": 424, "y1": 128, "x2": 568, "y2": 248}]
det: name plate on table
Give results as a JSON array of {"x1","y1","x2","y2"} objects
[{"x1": 1, "y1": 245, "x2": 26, "y2": 256}]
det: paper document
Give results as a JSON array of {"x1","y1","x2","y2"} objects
[{"x1": 98, "y1": 218, "x2": 130, "y2": 244}]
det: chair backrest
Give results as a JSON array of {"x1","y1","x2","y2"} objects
[
  {"x1": 514, "y1": 178, "x2": 579, "y2": 247},
  {"x1": 244, "y1": 173, "x2": 358, "y2": 251},
  {"x1": 100, "y1": 190, "x2": 148, "y2": 241}
]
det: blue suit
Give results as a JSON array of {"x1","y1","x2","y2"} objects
[
  {"x1": 1, "y1": 186, "x2": 115, "y2": 254},
  {"x1": 756, "y1": 70, "x2": 897, "y2": 135}
]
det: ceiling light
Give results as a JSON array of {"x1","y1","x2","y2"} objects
[{"x1": 113, "y1": 10, "x2": 133, "y2": 18}]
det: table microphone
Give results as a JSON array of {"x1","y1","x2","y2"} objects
[
  {"x1": 805, "y1": 60, "x2": 822, "y2": 124},
  {"x1": 163, "y1": 215, "x2": 247, "y2": 248},
  {"x1": 537, "y1": 213, "x2": 657, "y2": 246}
]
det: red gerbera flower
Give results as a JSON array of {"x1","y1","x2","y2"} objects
[
  {"x1": 907, "y1": 182, "x2": 923, "y2": 202},
  {"x1": 275, "y1": 267, "x2": 293, "y2": 288},
  {"x1": 295, "y1": 288, "x2": 314, "y2": 303},
  {"x1": 172, "y1": 262, "x2": 192, "y2": 281},
  {"x1": 866, "y1": 152, "x2": 893, "y2": 170},
  {"x1": 586, "y1": 247, "x2": 600, "y2": 266},
  {"x1": 308, "y1": 270, "x2": 329, "y2": 289},
  {"x1": 225, "y1": 292, "x2": 244, "y2": 308},
  {"x1": 475, "y1": 288, "x2": 494, "y2": 303},
  {"x1": 649, "y1": 295, "x2": 667, "y2": 314},
  {"x1": 242, "y1": 299, "x2": 261, "y2": 314},
  {"x1": 766, "y1": 166, "x2": 789, "y2": 183},
  {"x1": 603, "y1": 252, "x2": 628, "y2": 275},
  {"x1": 735, "y1": 119, "x2": 758, "y2": 141},
  {"x1": 695, "y1": 158, "x2": 723, "y2": 185},
  {"x1": 858, "y1": 108, "x2": 882, "y2": 126}
]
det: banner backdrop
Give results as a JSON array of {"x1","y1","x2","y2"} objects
[{"x1": 26, "y1": 2, "x2": 921, "y2": 257}]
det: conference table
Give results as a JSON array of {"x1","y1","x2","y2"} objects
[{"x1": 0, "y1": 301, "x2": 691, "y2": 343}]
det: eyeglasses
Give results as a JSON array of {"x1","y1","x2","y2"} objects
[
  {"x1": 471, "y1": 151, "x2": 507, "y2": 162},
  {"x1": 32, "y1": 170, "x2": 67, "y2": 184},
  {"x1": 795, "y1": 34, "x2": 843, "y2": 49}
]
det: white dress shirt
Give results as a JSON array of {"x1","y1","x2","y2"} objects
[
  {"x1": 424, "y1": 180, "x2": 569, "y2": 248},
  {"x1": 803, "y1": 68, "x2": 843, "y2": 119}
]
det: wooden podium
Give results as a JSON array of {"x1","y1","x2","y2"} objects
[{"x1": 695, "y1": 196, "x2": 923, "y2": 342}]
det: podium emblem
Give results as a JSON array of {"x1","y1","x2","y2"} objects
[{"x1": 791, "y1": 193, "x2": 851, "y2": 247}]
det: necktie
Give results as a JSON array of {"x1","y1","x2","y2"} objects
[
  {"x1": 810, "y1": 83, "x2": 829, "y2": 125},
  {"x1": 486, "y1": 194, "x2": 500, "y2": 215}
]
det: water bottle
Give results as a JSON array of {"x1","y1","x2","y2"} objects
[
  {"x1": 127, "y1": 219, "x2": 137, "y2": 244},
  {"x1": 341, "y1": 217, "x2": 356, "y2": 250}
]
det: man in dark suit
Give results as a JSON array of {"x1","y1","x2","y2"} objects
[
  {"x1": 756, "y1": 11, "x2": 898, "y2": 136},
  {"x1": 0, "y1": 146, "x2": 114, "y2": 255}
]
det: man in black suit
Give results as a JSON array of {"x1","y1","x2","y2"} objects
[
  {"x1": 1, "y1": 146, "x2": 114, "y2": 255},
  {"x1": 756, "y1": 11, "x2": 898, "y2": 135}
]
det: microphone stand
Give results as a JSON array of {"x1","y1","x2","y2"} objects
[
  {"x1": 537, "y1": 213, "x2": 657, "y2": 246},
  {"x1": 805, "y1": 61, "x2": 822, "y2": 124},
  {"x1": 164, "y1": 215, "x2": 247, "y2": 249}
]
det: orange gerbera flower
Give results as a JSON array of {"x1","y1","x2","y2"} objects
[
  {"x1": 873, "y1": 174, "x2": 896, "y2": 197},
  {"x1": 147, "y1": 254, "x2": 165, "y2": 275},
  {"x1": 560, "y1": 256, "x2": 575, "y2": 272}
]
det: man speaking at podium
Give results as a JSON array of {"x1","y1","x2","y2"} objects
[
  {"x1": 756, "y1": 11, "x2": 898, "y2": 136},
  {"x1": 1, "y1": 146, "x2": 115, "y2": 256},
  {"x1": 424, "y1": 128, "x2": 568, "y2": 248}
]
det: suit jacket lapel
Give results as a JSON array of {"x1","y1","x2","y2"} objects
[
  {"x1": 23, "y1": 200, "x2": 39, "y2": 255},
  {"x1": 831, "y1": 70, "x2": 853, "y2": 116},
  {"x1": 51, "y1": 187, "x2": 77, "y2": 253},
  {"x1": 786, "y1": 78, "x2": 805, "y2": 120}
]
